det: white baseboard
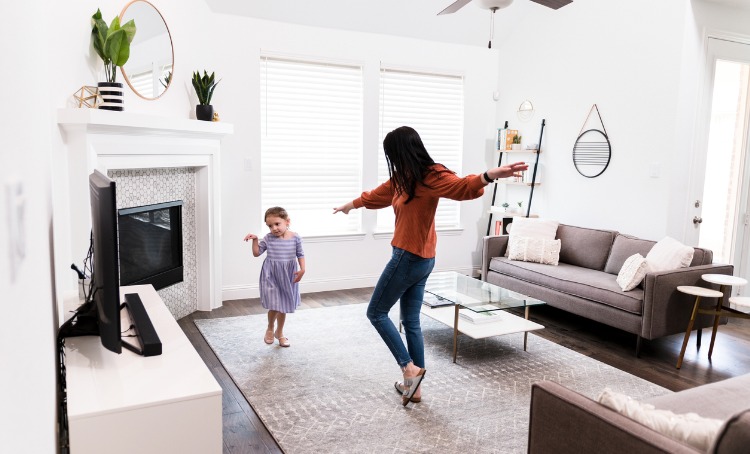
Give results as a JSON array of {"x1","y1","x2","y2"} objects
[{"x1": 220, "y1": 267, "x2": 478, "y2": 303}]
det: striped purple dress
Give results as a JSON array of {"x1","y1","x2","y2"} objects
[{"x1": 258, "y1": 233, "x2": 304, "y2": 313}]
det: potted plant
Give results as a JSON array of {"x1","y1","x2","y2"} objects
[
  {"x1": 501, "y1": 202, "x2": 510, "y2": 212},
  {"x1": 516, "y1": 201, "x2": 524, "y2": 213},
  {"x1": 511, "y1": 134, "x2": 523, "y2": 150},
  {"x1": 90, "y1": 9, "x2": 136, "y2": 111},
  {"x1": 192, "y1": 70, "x2": 221, "y2": 121}
]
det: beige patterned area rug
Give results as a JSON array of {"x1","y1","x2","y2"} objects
[{"x1": 195, "y1": 303, "x2": 669, "y2": 453}]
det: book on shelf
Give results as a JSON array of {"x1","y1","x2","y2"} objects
[
  {"x1": 458, "y1": 308, "x2": 503, "y2": 324},
  {"x1": 494, "y1": 220, "x2": 502, "y2": 236},
  {"x1": 422, "y1": 293, "x2": 454, "y2": 308}
]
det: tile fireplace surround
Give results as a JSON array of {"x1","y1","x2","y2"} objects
[{"x1": 54, "y1": 109, "x2": 233, "y2": 320}]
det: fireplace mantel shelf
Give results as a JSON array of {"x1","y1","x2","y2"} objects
[{"x1": 57, "y1": 108, "x2": 233, "y2": 138}]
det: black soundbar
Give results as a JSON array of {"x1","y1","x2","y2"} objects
[{"x1": 121, "y1": 293, "x2": 162, "y2": 357}]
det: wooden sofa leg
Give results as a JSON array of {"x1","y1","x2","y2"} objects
[
  {"x1": 697, "y1": 329, "x2": 702, "y2": 348},
  {"x1": 635, "y1": 335, "x2": 642, "y2": 357}
]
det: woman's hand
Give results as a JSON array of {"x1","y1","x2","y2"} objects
[
  {"x1": 243, "y1": 233, "x2": 258, "y2": 242},
  {"x1": 333, "y1": 201, "x2": 355, "y2": 215},
  {"x1": 488, "y1": 161, "x2": 529, "y2": 180}
]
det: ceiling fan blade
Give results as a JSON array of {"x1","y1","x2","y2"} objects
[
  {"x1": 528, "y1": 0, "x2": 573, "y2": 9},
  {"x1": 438, "y1": 0, "x2": 474, "y2": 15}
]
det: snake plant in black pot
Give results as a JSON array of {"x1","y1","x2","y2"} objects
[{"x1": 192, "y1": 70, "x2": 221, "y2": 121}]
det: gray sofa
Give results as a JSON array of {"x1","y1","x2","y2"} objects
[
  {"x1": 528, "y1": 374, "x2": 750, "y2": 453},
  {"x1": 481, "y1": 224, "x2": 733, "y2": 354}
]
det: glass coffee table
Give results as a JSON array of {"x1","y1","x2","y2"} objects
[{"x1": 418, "y1": 271, "x2": 546, "y2": 363}]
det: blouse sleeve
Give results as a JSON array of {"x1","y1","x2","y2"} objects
[
  {"x1": 428, "y1": 166, "x2": 485, "y2": 201},
  {"x1": 258, "y1": 236, "x2": 267, "y2": 255},
  {"x1": 353, "y1": 179, "x2": 394, "y2": 209},
  {"x1": 295, "y1": 235, "x2": 305, "y2": 258}
]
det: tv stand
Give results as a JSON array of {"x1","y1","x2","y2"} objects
[
  {"x1": 63, "y1": 285, "x2": 221, "y2": 454},
  {"x1": 120, "y1": 293, "x2": 162, "y2": 356}
]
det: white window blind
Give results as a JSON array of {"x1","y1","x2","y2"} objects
[
  {"x1": 260, "y1": 56, "x2": 363, "y2": 235},
  {"x1": 378, "y1": 68, "x2": 464, "y2": 231}
]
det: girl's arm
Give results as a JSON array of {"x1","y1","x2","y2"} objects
[
  {"x1": 243, "y1": 233, "x2": 262, "y2": 257},
  {"x1": 294, "y1": 257, "x2": 306, "y2": 283}
]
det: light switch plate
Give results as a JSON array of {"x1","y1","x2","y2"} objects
[{"x1": 5, "y1": 179, "x2": 26, "y2": 283}]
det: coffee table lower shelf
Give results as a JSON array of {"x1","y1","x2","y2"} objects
[{"x1": 420, "y1": 305, "x2": 544, "y2": 363}]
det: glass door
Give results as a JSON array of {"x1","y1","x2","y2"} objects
[{"x1": 693, "y1": 37, "x2": 750, "y2": 297}]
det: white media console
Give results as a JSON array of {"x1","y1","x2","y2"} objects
[{"x1": 63, "y1": 285, "x2": 222, "y2": 454}]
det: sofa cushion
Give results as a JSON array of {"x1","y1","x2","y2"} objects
[
  {"x1": 690, "y1": 247, "x2": 713, "y2": 266},
  {"x1": 604, "y1": 234, "x2": 656, "y2": 274},
  {"x1": 488, "y1": 257, "x2": 643, "y2": 314},
  {"x1": 556, "y1": 224, "x2": 617, "y2": 271},
  {"x1": 643, "y1": 373, "x2": 750, "y2": 420}
]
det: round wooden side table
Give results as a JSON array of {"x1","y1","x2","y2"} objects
[
  {"x1": 701, "y1": 274, "x2": 748, "y2": 360},
  {"x1": 676, "y1": 285, "x2": 723, "y2": 369},
  {"x1": 729, "y1": 296, "x2": 750, "y2": 312}
]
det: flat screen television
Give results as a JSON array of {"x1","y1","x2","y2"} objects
[{"x1": 58, "y1": 169, "x2": 122, "y2": 353}]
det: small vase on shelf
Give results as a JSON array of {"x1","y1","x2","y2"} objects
[
  {"x1": 97, "y1": 82, "x2": 124, "y2": 111},
  {"x1": 196, "y1": 104, "x2": 214, "y2": 121}
]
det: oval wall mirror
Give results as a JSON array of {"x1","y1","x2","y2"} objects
[{"x1": 119, "y1": 0, "x2": 174, "y2": 100}]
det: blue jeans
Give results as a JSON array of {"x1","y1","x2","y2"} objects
[{"x1": 367, "y1": 247, "x2": 435, "y2": 369}]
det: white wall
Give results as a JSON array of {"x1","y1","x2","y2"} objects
[
  {"x1": 1, "y1": 4, "x2": 57, "y2": 453},
  {"x1": 493, "y1": 0, "x2": 694, "y2": 240}
]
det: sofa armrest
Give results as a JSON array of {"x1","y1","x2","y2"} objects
[
  {"x1": 641, "y1": 263, "x2": 734, "y2": 339},
  {"x1": 529, "y1": 381, "x2": 697, "y2": 454},
  {"x1": 481, "y1": 235, "x2": 508, "y2": 281}
]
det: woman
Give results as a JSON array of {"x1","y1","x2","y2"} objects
[{"x1": 333, "y1": 126, "x2": 527, "y2": 406}]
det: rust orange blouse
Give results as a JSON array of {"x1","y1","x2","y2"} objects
[{"x1": 352, "y1": 164, "x2": 486, "y2": 258}]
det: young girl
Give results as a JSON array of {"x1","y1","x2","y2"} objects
[{"x1": 243, "y1": 207, "x2": 305, "y2": 347}]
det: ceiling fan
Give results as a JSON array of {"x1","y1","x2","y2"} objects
[
  {"x1": 438, "y1": 0, "x2": 572, "y2": 48},
  {"x1": 438, "y1": 0, "x2": 573, "y2": 15}
]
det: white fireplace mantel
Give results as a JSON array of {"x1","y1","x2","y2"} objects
[{"x1": 54, "y1": 108, "x2": 233, "y2": 318}]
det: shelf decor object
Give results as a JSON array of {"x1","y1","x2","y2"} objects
[
  {"x1": 573, "y1": 104, "x2": 611, "y2": 178},
  {"x1": 73, "y1": 86, "x2": 103, "y2": 109},
  {"x1": 90, "y1": 9, "x2": 136, "y2": 111}
]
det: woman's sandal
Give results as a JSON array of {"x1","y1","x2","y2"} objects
[
  {"x1": 275, "y1": 335, "x2": 290, "y2": 347},
  {"x1": 401, "y1": 368, "x2": 426, "y2": 406},
  {"x1": 394, "y1": 381, "x2": 421, "y2": 403},
  {"x1": 264, "y1": 330, "x2": 274, "y2": 345}
]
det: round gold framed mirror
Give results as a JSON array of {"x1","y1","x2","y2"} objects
[{"x1": 119, "y1": 0, "x2": 174, "y2": 100}]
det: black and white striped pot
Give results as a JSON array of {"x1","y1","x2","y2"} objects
[{"x1": 97, "y1": 82, "x2": 124, "y2": 111}]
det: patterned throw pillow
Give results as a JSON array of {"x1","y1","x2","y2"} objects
[
  {"x1": 616, "y1": 253, "x2": 650, "y2": 291},
  {"x1": 508, "y1": 236, "x2": 561, "y2": 266}
]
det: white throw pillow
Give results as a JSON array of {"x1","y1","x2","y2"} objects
[
  {"x1": 508, "y1": 236, "x2": 561, "y2": 265},
  {"x1": 508, "y1": 217, "x2": 559, "y2": 240},
  {"x1": 646, "y1": 237, "x2": 694, "y2": 272},
  {"x1": 598, "y1": 388, "x2": 723, "y2": 452},
  {"x1": 616, "y1": 253, "x2": 650, "y2": 291}
]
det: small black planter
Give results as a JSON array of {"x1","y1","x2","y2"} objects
[
  {"x1": 97, "y1": 82, "x2": 124, "y2": 111},
  {"x1": 196, "y1": 105, "x2": 214, "y2": 121}
]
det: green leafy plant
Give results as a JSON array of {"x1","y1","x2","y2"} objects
[
  {"x1": 90, "y1": 9, "x2": 136, "y2": 83},
  {"x1": 512, "y1": 135, "x2": 522, "y2": 144},
  {"x1": 517, "y1": 201, "x2": 523, "y2": 208},
  {"x1": 501, "y1": 202, "x2": 509, "y2": 208},
  {"x1": 160, "y1": 70, "x2": 172, "y2": 89},
  {"x1": 192, "y1": 70, "x2": 221, "y2": 105}
]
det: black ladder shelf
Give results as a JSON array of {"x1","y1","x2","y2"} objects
[{"x1": 486, "y1": 118, "x2": 546, "y2": 236}]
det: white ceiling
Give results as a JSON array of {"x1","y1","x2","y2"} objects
[
  {"x1": 203, "y1": 0, "x2": 569, "y2": 47},
  {"x1": 702, "y1": 0, "x2": 750, "y2": 9}
]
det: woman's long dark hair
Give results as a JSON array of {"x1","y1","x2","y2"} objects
[{"x1": 383, "y1": 126, "x2": 435, "y2": 203}]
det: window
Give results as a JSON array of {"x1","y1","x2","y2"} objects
[
  {"x1": 260, "y1": 56, "x2": 363, "y2": 235},
  {"x1": 377, "y1": 67, "x2": 465, "y2": 231}
]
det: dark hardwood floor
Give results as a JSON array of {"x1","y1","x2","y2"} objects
[{"x1": 178, "y1": 288, "x2": 750, "y2": 454}]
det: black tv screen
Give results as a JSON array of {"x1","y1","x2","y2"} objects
[
  {"x1": 118, "y1": 201, "x2": 183, "y2": 290},
  {"x1": 88, "y1": 169, "x2": 122, "y2": 354}
]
